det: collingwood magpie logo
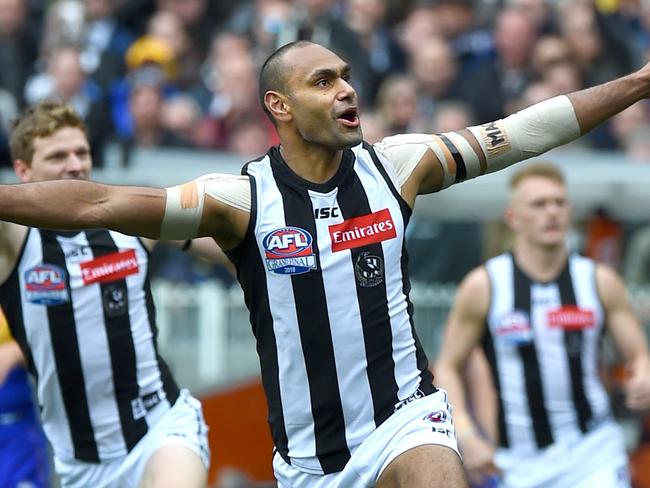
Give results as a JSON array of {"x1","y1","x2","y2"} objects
[{"x1": 355, "y1": 252, "x2": 384, "y2": 287}]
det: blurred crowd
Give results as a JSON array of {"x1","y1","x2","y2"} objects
[{"x1": 2, "y1": 0, "x2": 650, "y2": 168}]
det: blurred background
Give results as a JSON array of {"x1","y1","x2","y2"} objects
[{"x1": 4, "y1": 0, "x2": 650, "y2": 486}]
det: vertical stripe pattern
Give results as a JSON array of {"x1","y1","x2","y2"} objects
[
  {"x1": 485, "y1": 253, "x2": 611, "y2": 453},
  {"x1": 0, "y1": 228, "x2": 179, "y2": 463},
  {"x1": 235, "y1": 143, "x2": 432, "y2": 474}
]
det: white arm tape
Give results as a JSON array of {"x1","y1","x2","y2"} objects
[
  {"x1": 467, "y1": 95, "x2": 581, "y2": 174},
  {"x1": 160, "y1": 180, "x2": 206, "y2": 239},
  {"x1": 160, "y1": 173, "x2": 252, "y2": 240}
]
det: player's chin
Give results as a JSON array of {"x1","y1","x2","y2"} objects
[{"x1": 336, "y1": 128, "x2": 363, "y2": 148}]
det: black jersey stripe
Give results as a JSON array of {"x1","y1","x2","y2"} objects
[
  {"x1": 87, "y1": 230, "x2": 147, "y2": 451},
  {"x1": 140, "y1": 243, "x2": 179, "y2": 408},
  {"x1": 363, "y1": 142, "x2": 413, "y2": 223},
  {"x1": 399, "y1": 242, "x2": 434, "y2": 395},
  {"x1": 228, "y1": 172, "x2": 290, "y2": 463},
  {"x1": 513, "y1": 258, "x2": 554, "y2": 448},
  {"x1": 557, "y1": 262, "x2": 593, "y2": 433},
  {"x1": 438, "y1": 134, "x2": 467, "y2": 183},
  {"x1": 272, "y1": 159, "x2": 350, "y2": 473},
  {"x1": 338, "y1": 166, "x2": 400, "y2": 427},
  {"x1": 364, "y1": 143, "x2": 433, "y2": 394},
  {"x1": 481, "y1": 327, "x2": 509, "y2": 448},
  {"x1": 41, "y1": 230, "x2": 99, "y2": 462}
]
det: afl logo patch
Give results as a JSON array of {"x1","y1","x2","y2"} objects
[
  {"x1": 495, "y1": 310, "x2": 533, "y2": 344},
  {"x1": 263, "y1": 227, "x2": 317, "y2": 275},
  {"x1": 24, "y1": 264, "x2": 70, "y2": 305}
]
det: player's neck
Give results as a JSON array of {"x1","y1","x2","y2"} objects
[
  {"x1": 279, "y1": 138, "x2": 343, "y2": 184},
  {"x1": 513, "y1": 241, "x2": 568, "y2": 283}
]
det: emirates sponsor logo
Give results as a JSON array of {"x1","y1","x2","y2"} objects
[
  {"x1": 80, "y1": 249, "x2": 139, "y2": 285},
  {"x1": 329, "y1": 208, "x2": 396, "y2": 252},
  {"x1": 548, "y1": 306, "x2": 595, "y2": 330}
]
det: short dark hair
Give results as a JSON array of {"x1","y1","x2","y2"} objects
[{"x1": 258, "y1": 40, "x2": 314, "y2": 123}]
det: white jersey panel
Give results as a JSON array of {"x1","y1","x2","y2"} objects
[
  {"x1": 249, "y1": 157, "x2": 316, "y2": 460},
  {"x1": 353, "y1": 145, "x2": 419, "y2": 401},
  {"x1": 18, "y1": 229, "x2": 75, "y2": 459},
  {"x1": 56, "y1": 231, "x2": 125, "y2": 459},
  {"x1": 308, "y1": 185, "x2": 373, "y2": 451},
  {"x1": 569, "y1": 256, "x2": 610, "y2": 420},
  {"x1": 486, "y1": 255, "x2": 536, "y2": 451}
]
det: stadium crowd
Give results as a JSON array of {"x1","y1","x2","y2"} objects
[{"x1": 1, "y1": 0, "x2": 650, "y2": 168}]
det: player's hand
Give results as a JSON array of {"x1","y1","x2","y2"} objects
[
  {"x1": 459, "y1": 432, "x2": 501, "y2": 486},
  {"x1": 0, "y1": 341, "x2": 24, "y2": 384},
  {"x1": 624, "y1": 358, "x2": 650, "y2": 410}
]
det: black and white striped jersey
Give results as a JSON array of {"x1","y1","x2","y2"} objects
[
  {"x1": 0, "y1": 228, "x2": 179, "y2": 463},
  {"x1": 482, "y1": 252, "x2": 611, "y2": 454},
  {"x1": 227, "y1": 143, "x2": 434, "y2": 475}
]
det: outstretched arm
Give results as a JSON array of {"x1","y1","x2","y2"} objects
[
  {"x1": 378, "y1": 63, "x2": 650, "y2": 207},
  {"x1": 0, "y1": 180, "x2": 166, "y2": 238},
  {"x1": 0, "y1": 174, "x2": 250, "y2": 250}
]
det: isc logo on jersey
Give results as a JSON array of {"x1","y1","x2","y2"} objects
[
  {"x1": 263, "y1": 227, "x2": 317, "y2": 275},
  {"x1": 495, "y1": 310, "x2": 533, "y2": 344},
  {"x1": 24, "y1": 264, "x2": 69, "y2": 305}
]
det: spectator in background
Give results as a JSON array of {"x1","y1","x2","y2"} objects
[
  {"x1": 396, "y1": 2, "x2": 441, "y2": 58},
  {"x1": 410, "y1": 36, "x2": 462, "y2": 122},
  {"x1": 461, "y1": 6, "x2": 538, "y2": 122},
  {"x1": 529, "y1": 35, "x2": 574, "y2": 83},
  {"x1": 147, "y1": 9, "x2": 202, "y2": 91},
  {"x1": 344, "y1": 0, "x2": 406, "y2": 103},
  {"x1": 430, "y1": 100, "x2": 475, "y2": 133},
  {"x1": 0, "y1": 87, "x2": 18, "y2": 166},
  {"x1": 119, "y1": 65, "x2": 194, "y2": 157},
  {"x1": 42, "y1": 0, "x2": 134, "y2": 92},
  {"x1": 160, "y1": 93, "x2": 202, "y2": 146},
  {"x1": 375, "y1": 74, "x2": 422, "y2": 135},
  {"x1": 608, "y1": 101, "x2": 650, "y2": 151},
  {"x1": 0, "y1": 0, "x2": 39, "y2": 108},
  {"x1": 192, "y1": 30, "x2": 252, "y2": 113},
  {"x1": 558, "y1": 1, "x2": 633, "y2": 88},
  {"x1": 430, "y1": 0, "x2": 493, "y2": 78},
  {"x1": 226, "y1": 0, "x2": 292, "y2": 62},
  {"x1": 155, "y1": 0, "x2": 216, "y2": 63},
  {"x1": 194, "y1": 48, "x2": 278, "y2": 151},
  {"x1": 24, "y1": 44, "x2": 111, "y2": 167}
]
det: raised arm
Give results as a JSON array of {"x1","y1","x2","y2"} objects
[
  {"x1": 434, "y1": 266, "x2": 498, "y2": 483},
  {"x1": 381, "y1": 63, "x2": 650, "y2": 207},
  {"x1": 597, "y1": 264, "x2": 650, "y2": 410}
]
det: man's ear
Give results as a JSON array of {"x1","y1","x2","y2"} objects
[
  {"x1": 13, "y1": 159, "x2": 31, "y2": 183},
  {"x1": 264, "y1": 91, "x2": 292, "y2": 123}
]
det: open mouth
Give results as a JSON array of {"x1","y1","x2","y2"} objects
[{"x1": 336, "y1": 107, "x2": 360, "y2": 128}]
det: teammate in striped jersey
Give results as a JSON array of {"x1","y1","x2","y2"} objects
[
  {"x1": 0, "y1": 102, "x2": 227, "y2": 488},
  {"x1": 2, "y1": 41, "x2": 650, "y2": 487},
  {"x1": 435, "y1": 163, "x2": 650, "y2": 488},
  {"x1": 0, "y1": 305, "x2": 50, "y2": 488}
]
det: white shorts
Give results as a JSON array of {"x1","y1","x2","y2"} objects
[
  {"x1": 495, "y1": 420, "x2": 630, "y2": 488},
  {"x1": 273, "y1": 389, "x2": 460, "y2": 488},
  {"x1": 54, "y1": 390, "x2": 210, "y2": 488}
]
